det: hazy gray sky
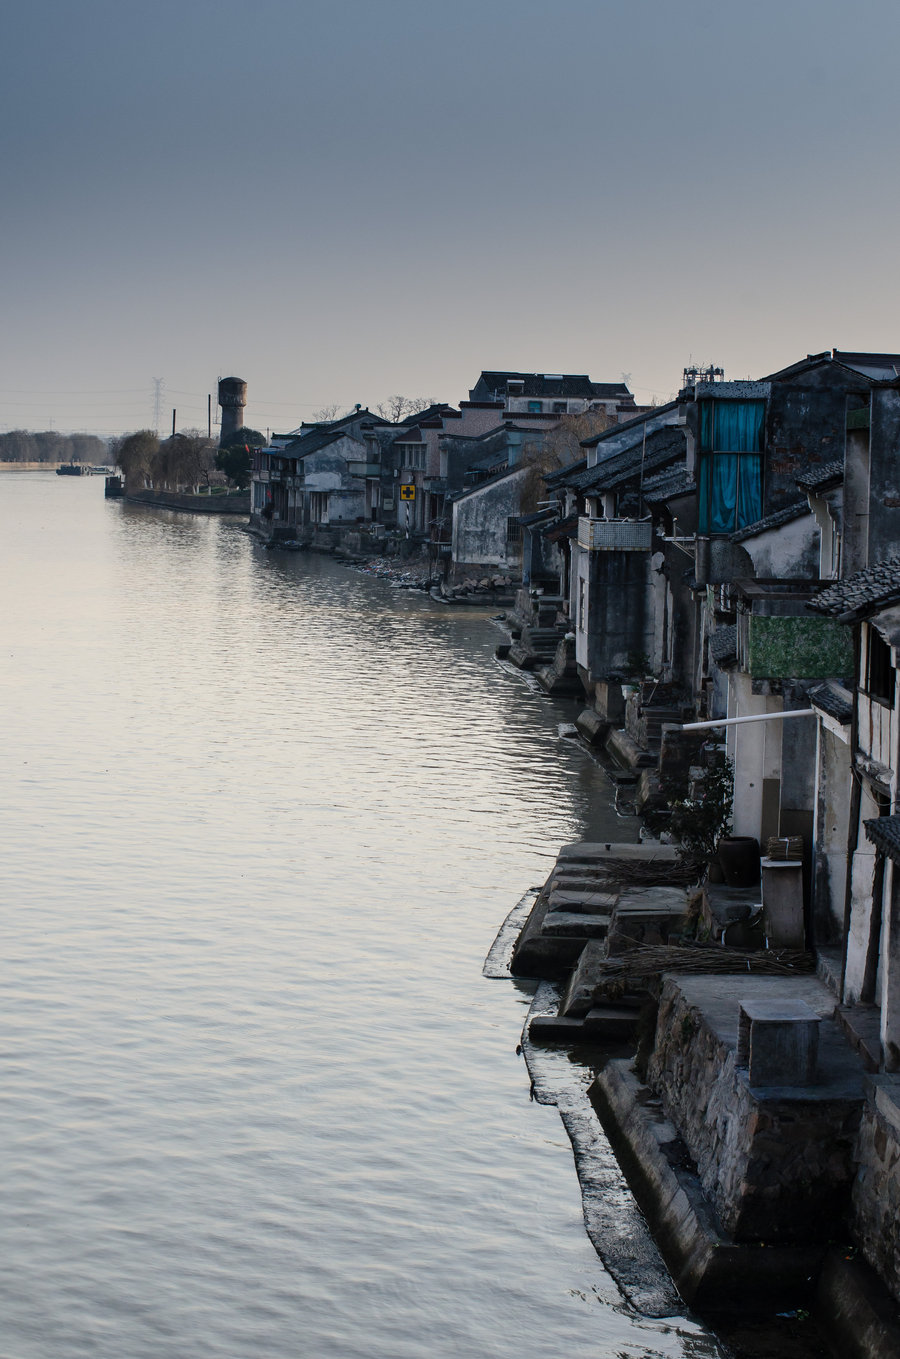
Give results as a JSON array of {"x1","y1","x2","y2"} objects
[{"x1": 3, "y1": 0, "x2": 899, "y2": 436}]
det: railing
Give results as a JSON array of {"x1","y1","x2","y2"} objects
[{"x1": 577, "y1": 517, "x2": 653, "y2": 551}]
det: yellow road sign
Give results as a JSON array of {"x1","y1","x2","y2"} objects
[{"x1": 400, "y1": 484, "x2": 416, "y2": 501}]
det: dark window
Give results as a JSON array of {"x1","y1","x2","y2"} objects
[
  {"x1": 528, "y1": 400, "x2": 542, "y2": 412},
  {"x1": 552, "y1": 402, "x2": 567, "y2": 413},
  {"x1": 697, "y1": 399, "x2": 765, "y2": 533},
  {"x1": 866, "y1": 626, "x2": 895, "y2": 704},
  {"x1": 506, "y1": 516, "x2": 522, "y2": 543}
]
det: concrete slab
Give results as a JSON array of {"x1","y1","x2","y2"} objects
[
  {"x1": 664, "y1": 974, "x2": 864, "y2": 1102},
  {"x1": 557, "y1": 841, "x2": 679, "y2": 863},
  {"x1": 616, "y1": 886, "x2": 689, "y2": 916}
]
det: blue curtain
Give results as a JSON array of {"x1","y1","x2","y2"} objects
[
  {"x1": 699, "y1": 400, "x2": 765, "y2": 531},
  {"x1": 712, "y1": 401, "x2": 764, "y2": 454}
]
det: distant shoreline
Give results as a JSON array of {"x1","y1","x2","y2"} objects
[{"x1": 0, "y1": 461, "x2": 65, "y2": 470}]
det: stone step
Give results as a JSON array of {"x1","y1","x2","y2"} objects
[
  {"x1": 528, "y1": 1004, "x2": 640, "y2": 1045},
  {"x1": 542, "y1": 911, "x2": 610, "y2": 938},
  {"x1": 547, "y1": 888, "x2": 618, "y2": 915},
  {"x1": 584, "y1": 1005, "x2": 642, "y2": 1039}
]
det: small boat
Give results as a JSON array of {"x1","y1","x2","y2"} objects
[{"x1": 56, "y1": 463, "x2": 89, "y2": 476}]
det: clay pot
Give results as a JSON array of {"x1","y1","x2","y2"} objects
[{"x1": 717, "y1": 836, "x2": 761, "y2": 888}]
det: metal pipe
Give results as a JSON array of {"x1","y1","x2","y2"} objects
[{"x1": 682, "y1": 709, "x2": 816, "y2": 731}]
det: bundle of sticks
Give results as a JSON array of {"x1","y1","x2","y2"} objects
[
  {"x1": 571, "y1": 858, "x2": 700, "y2": 888},
  {"x1": 601, "y1": 941, "x2": 815, "y2": 980}
]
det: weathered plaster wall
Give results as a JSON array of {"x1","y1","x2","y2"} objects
[
  {"x1": 451, "y1": 467, "x2": 526, "y2": 575},
  {"x1": 844, "y1": 781, "x2": 885, "y2": 1005},
  {"x1": 764, "y1": 372, "x2": 859, "y2": 515},
  {"x1": 813, "y1": 723, "x2": 853, "y2": 942},
  {"x1": 741, "y1": 514, "x2": 819, "y2": 580},
  {"x1": 868, "y1": 388, "x2": 900, "y2": 563},
  {"x1": 584, "y1": 549, "x2": 653, "y2": 679}
]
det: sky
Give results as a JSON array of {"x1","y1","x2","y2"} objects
[{"x1": 3, "y1": 0, "x2": 900, "y2": 438}]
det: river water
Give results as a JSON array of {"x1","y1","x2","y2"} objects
[{"x1": 1, "y1": 473, "x2": 721, "y2": 1359}]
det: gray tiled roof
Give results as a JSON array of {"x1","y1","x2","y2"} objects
[
  {"x1": 865, "y1": 814, "x2": 900, "y2": 863},
  {"x1": 796, "y1": 460, "x2": 844, "y2": 491},
  {"x1": 808, "y1": 682, "x2": 853, "y2": 724},
  {"x1": 807, "y1": 557, "x2": 900, "y2": 618},
  {"x1": 709, "y1": 625, "x2": 738, "y2": 668},
  {"x1": 569, "y1": 427, "x2": 686, "y2": 494},
  {"x1": 470, "y1": 372, "x2": 631, "y2": 401},
  {"x1": 642, "y1": 467, "x2": 696, "y2": 502},
  {"x1": 284, "y1": 427, "x2": 346, "y2": 458},
  {"x1": 730, "y1": 499, "x2": 810, "y2": 542}
]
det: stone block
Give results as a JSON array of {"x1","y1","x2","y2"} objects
[
  {"x1": 737, "y1": 998, "x2": 820, "y2": 1087},
  {"x1": 541, "y1": 911, "x2": 610, "y2": 939},
  {"x1": 592, "y1": 680, "x2": 625, "y2": 723},
  {"x1": 605, "y1": 727, "x2": 658, "y2": 770},
  {"x1": 575, "y1": 707, "x2": 609, "y2": 746},
  {"x1": 761, "y1": 858, "x2": 806, "y2": 948},
  {"x1": 607, "y1": 885, "x2": 689, "y2": 955}
]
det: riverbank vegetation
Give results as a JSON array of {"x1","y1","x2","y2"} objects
[
  {"x1": 113, "y1": 429, "x2": 221, "y2": 494},
  {"x1": 0, "y1": 430, "x2": 107, "y2": 464}
]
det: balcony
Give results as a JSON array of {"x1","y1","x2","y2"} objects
[{"x1": 577, "y1": 517, "x2": 653, "y2": 551}]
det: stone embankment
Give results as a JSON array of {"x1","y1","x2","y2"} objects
[
  {"x1": 489, "y1": 837, "x2": 900, "y2": 1358},
  {"x1": 125, "y1": 489, "x2": 250, "y2": 514}
]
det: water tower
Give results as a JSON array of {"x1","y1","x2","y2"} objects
[{"x1": 218, "y1": 376, "x2": 247, "y2": 446}]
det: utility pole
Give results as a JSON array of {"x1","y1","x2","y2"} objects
[
  {"x1": 208, "y1": 394, "x2": 212, "y2": 439},
  {"x1": 172, "y1": 409, "x2": 176, "y2": 439}
]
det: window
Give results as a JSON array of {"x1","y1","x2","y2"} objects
[
  {"x1": 866, "y1": 625, "x2": 896, "y2": 705},
  {"x1": 697, "y1": 399, "x2": 765, "y2": 533},
  {"x1": 528, "y1": 400, "x2": 543, "y2": 413},
  {"x1": 506, "y1": 516, "x2": 522, "y2": 543},
  {"x1": 552, "y1": 402, "x2": 567, "y2": 414},
  {"x1": 578, "y1": 577, "x2": 586, "y2": 631}
]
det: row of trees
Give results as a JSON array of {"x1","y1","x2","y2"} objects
[
  {"x1": 0, "y1": 430, "x2": 107, "y2": 463},
  {"x1": 112, "y1": 427, "x2": 264, "y2": 493}
]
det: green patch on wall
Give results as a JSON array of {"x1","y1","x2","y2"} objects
[{"x1": 747, "y1": 615, "x2": 853, "y2": 679}]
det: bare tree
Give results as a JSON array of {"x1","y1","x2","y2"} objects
[
  {"x1": 375, "y1": 395, "x2": 439, "y2": 423},
  {"x1": 166, "y1": 430, "x2": 217, "y2": 491},
  {"x1": 520, "y1": 410, "x2": 611, "y2": 514},
  {"x1": 311, "y1": 403, "x2": 344, "y2": 422}
]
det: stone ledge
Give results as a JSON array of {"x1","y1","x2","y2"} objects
[{"x1": 591, "y1": 1059, "x2": 825, "y2": 1310}]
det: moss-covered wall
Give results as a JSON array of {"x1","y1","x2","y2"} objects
[{"x1": 747, "y1": 616, "x2": 853, "y2": 679}]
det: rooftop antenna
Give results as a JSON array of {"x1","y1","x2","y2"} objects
[{"x1": 682, "y1": 363, "x2": 724, "y2": 389}]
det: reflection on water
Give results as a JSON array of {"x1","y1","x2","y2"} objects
[{"x1": 0, "y1": 474, "x2": 719, "y2": 1358}]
